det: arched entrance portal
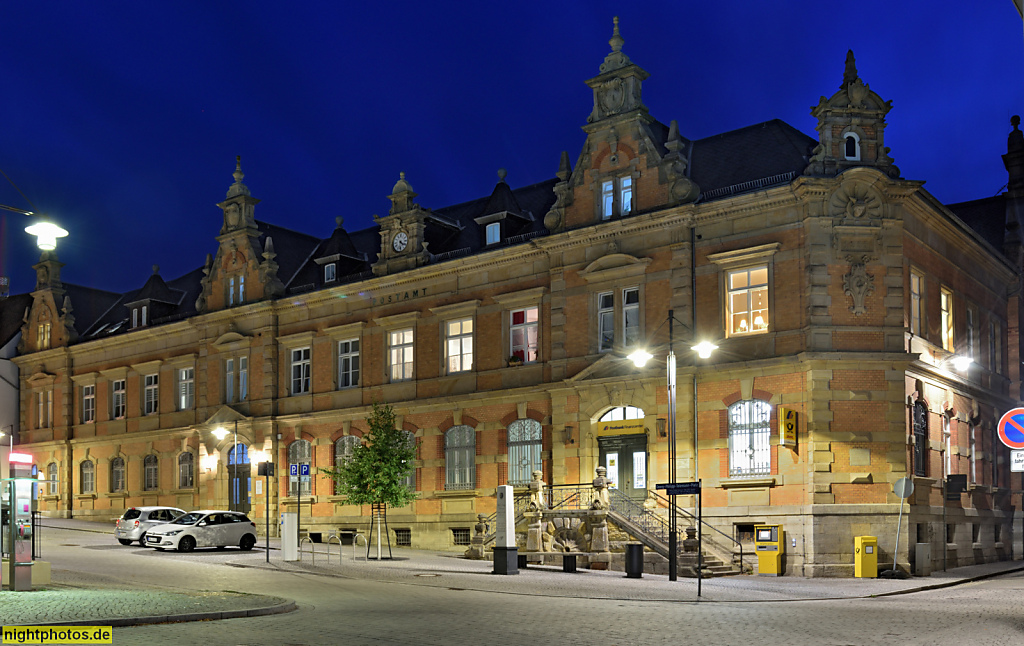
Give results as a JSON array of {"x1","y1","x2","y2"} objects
[
  {"x1": 596, "y1": 406, "x2": 648, "y2": 502},
  {"x1": 228, "y1": 444, "x2": 251, "y2": 513}
]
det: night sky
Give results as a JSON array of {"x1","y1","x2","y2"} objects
[{"x1": 1, "y1": 2, "x2": 1021, "y2": 295}]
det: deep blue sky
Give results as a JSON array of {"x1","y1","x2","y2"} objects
[{"x1": 1, "y1": 2, "x2": 1021, "y2": 295}]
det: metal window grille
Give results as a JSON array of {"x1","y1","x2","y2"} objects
[
  {"x1": 289, "y1": 440, "x2": 312, "y2": 496},
  {"x1": 728, "y1": 400, "x2": 772, "y2": 477},
  {"x1": 913, "y1": 402, "x2": 928, "y2": 477},
  {"x1": 445, "y1": 425, "x2": 475, "y2": 490},
  {"x1": 452, "y1": 528, "x2": 471, "y2": 546},
  {"x1": 395, "y1": 528, "x2": 412, "y2": 546},
  {"x1": 507, "y1": 419, "x2": 542, "y2": 486},
  {"x1": 144, "y1": 455, "x2": 159, "y2": 490}
]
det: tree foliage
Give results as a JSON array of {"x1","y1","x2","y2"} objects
[{"x1": 319, "y1": 402, "x2": 417, "y2": 508}]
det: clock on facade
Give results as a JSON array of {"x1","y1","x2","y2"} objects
[{"x1": 392, "y1": 231, "x2": 408, "y2": 252}]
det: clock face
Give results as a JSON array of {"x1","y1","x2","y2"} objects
[{"x1": 392, "y1": 231, "x2": 408, "y2": 252}]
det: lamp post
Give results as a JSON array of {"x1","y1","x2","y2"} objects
[{"x1": 629, "y1": 309, "x2": 716, "y2": 582}]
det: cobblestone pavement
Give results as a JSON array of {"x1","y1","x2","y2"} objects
[{"x1": 6, "y1": 519, "x2": 1024, "y2": 645}]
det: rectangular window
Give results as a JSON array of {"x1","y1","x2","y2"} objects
[
  {"x1": 620, "y1": 176, "x2": 632, "y2": 215},
  {"x1": 291, "y1": 347, "x2": 311, "y2": 395},
  {"x1": 969, "y1": 424, "x2": 976, "y2": 484},
  {"x1": 82, "y1": 385, "x2": 96, "y2": 424},
  {"x1": 727, "y1": 266, "x2": 769, "y2": 336},
  {"x1": 112, "y1": 380, "x2": 126, "y2": 419},
  {"x1": 485, "y1": 222, "x2": 500, "y2": 245},
  {"x1": 452, "y1": 528, "x2": 471, "y2": 546},
  {"x1": 389, "y1": 328, "x2": 414, "y2": 381},
  {"x1": 144, "y1": 374, "x2": 159, "y2": 415},
  {"x1": 966, "y1": 305, "x2": 977, "y2": 360},
  {"x1": 228, "y1": 277, "x2": 235, "y2": 306},
  {"x1": 622, "y1": 287, "x2": 640, "y2": 348},
  {"x1": 728, "y1": 400, "x2": 772, "y2": 477},
  {"x1": 225, "y1": 358, "x2": 235, "y2": 403},
  {"x1": 178, "y1": 368, "x2": 195, "y2": 410},
  {"x1": 395, "y1": 528, "x2": 412, "y2": 546},
  {"x1": 943, "y1": 416, "x2": 952, "y2": 476},
  {"x1": 38, "y1": 323, "x2": 50, "y2": 349},
  {"x1": 601, "y1": 180, "x2": 615, "y2": 219},
  {"x1": 36, "y1": 390, "x2": 51, "y2": 429},
  {"x1": 239, "y1": 356, "x2": 248, "y2": 400},
  {"x1": 446, "y1": 318, "x2": 474, "y2": 374},
  {"x1": 940, "y1": 288, "x2": 954, "y2": 351},
  {"x1": 324, "y1": 263, "x2": 336, "y2": 283},
  {"x1": 910, "y1": 271, "x2": 922, "y2": 336},
  {"x1": 598, "y1": 291, "x2": 614, "y2": 352},
  {"x1": 993, "y1": 320, "x2": 1002, "y2": 375},
  {"x1": 141, "y1": 305, "x2": 148, "y2": 326},
  {"x1": 132, "y1": 308, "x2": 138, "y2": 328},
  {"x1": 47, "y1": 463, "x2": 58, "y2": 495},
  {"x1": 509, "y1": 307, "x2": 539, "y2": 363},
  {"x1": 239, "y1": 276, "x2": 245, "y2": 303},
  {"x1": 338, "y1": 339, "x2": 360, "y2": 388}
]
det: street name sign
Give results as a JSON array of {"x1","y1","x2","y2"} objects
[{"x1": 656, "y1": 481, "x2": 700, "y2": 495}]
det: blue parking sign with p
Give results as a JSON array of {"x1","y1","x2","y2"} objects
[
  {"x1": 289, "y1": 464, "x2": 298, "y2": 476},
  {"x1": 300, "y1": 464, "x2": 310, "y2": 476}
]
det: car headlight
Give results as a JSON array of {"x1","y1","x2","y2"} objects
[{"x1": 166, "y1": 530, "x2": 183, "y2": 536}]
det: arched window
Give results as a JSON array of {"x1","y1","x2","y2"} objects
[
  {"x1": 143, "y1": 455, "x2": 159, "y2": 491},
  {"x1": 445, "y1": 426, "x2": 475, "y2": 490},
  {"x1": 599, "y1": 406, "x2": 645, "y2": 422},
  {"x1": 728, "y1": 400, "x2": 772, "y2": 477},
  {"x1": 334, "y1": 436, "x2": 361, "y2": 494},
  {"x1": 80, "y1": 460, "x2": 95, "y2": 494},
  {"x1": 110, "y1": 457, "x2": 126, "y2": 492},
  {"x1": 47, "y1": 462, "x2": 58, "y2": 495},
  {"x1": 178, "y1": 452, "x2": 194, "y2": 489},
  {"x1": 401, "y1": 430, "x2": 416, "y2": 490},
  {"x1": 507, "y1": 419, "x2": 543, "y2": 486},
  {"x1": 844, "y1": 132, "x2": 860, "y2": 160},
  {"x1": 913, "y1": 401, "x2": 928, "y2": 477},
  {"x1": 289, "y1": 439, "x2": 312, "y2": 496}
]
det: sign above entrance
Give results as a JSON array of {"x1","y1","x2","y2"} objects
[
  {"x1": 595, "y1": 419, "x2": 646, "y2": 436},
  {"x1": 997, "y1": 407, "x2": 1024, "y2": 449}
]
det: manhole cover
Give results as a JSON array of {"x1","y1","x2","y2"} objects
[{"x1": 414, "y1": 573, "x2": 441, "y2": 577}]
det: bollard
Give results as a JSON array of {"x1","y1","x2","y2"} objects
[{"x1": 625, "y1": 542, "x2": 644, "y2": 578}]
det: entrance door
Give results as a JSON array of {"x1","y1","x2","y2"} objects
[
  {"x1": 228, "y1": 445, "x2": 251, "y2": 513},
  {"x1": 598, "y1": 434, "x2": 648, "y2": 502}
]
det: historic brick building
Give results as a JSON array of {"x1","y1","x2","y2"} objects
[{"x1": 5, "y1": 21, "x2": 1022, "y2": 576}]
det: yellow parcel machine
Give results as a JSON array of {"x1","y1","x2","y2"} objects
[{"x1": 754, "y1": 524, "x2": 783, "y2": 576}]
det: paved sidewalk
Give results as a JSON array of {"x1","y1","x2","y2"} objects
[{"x1": 4, "y1": 518, "x2": 1021, "y2": 627}]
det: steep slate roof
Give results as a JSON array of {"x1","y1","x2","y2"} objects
[
  {"x1": 125, "y1": 270, "x2": 184, "y2": 306},
  {"x1": 0, "y1": 293, "x2": 32, "y2": 349},
  {"x1": 947, "y1": 196, "x2": 1008, "y2": 252}
]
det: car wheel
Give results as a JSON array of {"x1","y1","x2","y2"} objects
[
  {"x1": 239, "y1": 534, "x2": 256, "y2": 551},
  {"x1": 117, "y1": 539, "x2": 133, "y2": 546},
  {"x1": 178, "y1": 536, "x2": 196, "y2": 553},
  {"x1": 138, "y1": 532, "x2": 147, "y2": 545}
]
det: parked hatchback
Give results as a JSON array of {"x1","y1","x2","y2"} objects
[
  {"x1": 115, "y1": 507, "x2": 186, "y2": 545},
  {"x1": 145, "y1": 510, "x2": 258, "y2": 552}
]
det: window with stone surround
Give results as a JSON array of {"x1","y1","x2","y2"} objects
[
  {"x1": 110, "y1": 457, "x2": 126, "y2": 493},
  {"x1": 178, "y1": 452, "x2": 194, "y2": 489},
  {"x1": 144, "y1": 374, "x2": 159, "y2": 415},
  {"x1": 940, "y1": 287, "x2": 954, "y2": 351},
  {"x1": 445, "y1": 425, "x2": 475, "y2": 490},
  {"x1": 445, "y1": 318, "x2": 474, "y2": 374},
  {"x1": 82, "y1": 385, "x2": 96, "y2": 424},
  {"x1": 80, "y1": 460, "x2": 95, "y2": 494},
  {"x1": 727, "y1": 400, "x2": 771, "y2": 477},
  {"x1": 144, "y1": 455, "x2": 159, "y2": 491},
  {"x1": 389, "y1": 328, "x2": 414, "y2": 381},
  {"x1": 727, "y1": 266, "x2": 768, "y2": 336},
  {"x1": 289, "y1": 440, "x2": 312, "y2": 496},
  {"x1": 507, "y1": 419, "x2": 542, "y2": 486}
]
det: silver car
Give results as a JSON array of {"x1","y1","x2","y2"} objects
[
  {"x1": 115, "y1": 506, "x2": 185, "y2": 545},
  {"x1": 145, "y1": 510, "x2": 258, "y2": 552}
]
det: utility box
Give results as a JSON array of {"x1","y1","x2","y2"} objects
[
  {"x1": 281, "y1": 512, "x2": 298, "y2": 561},
  {"x1": 914, "y1": 542, "x2": 932, "y2": 576},
  {"x1": 854, "y1": 535, "x2": 878, "y2": 578},
  {"x1": 754, "y1": 524, "x2": 783, "y2": 576}
]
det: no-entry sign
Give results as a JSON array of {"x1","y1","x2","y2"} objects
[{"x1": 996, "y1": 407, "x2": 1024, "y2": 449}]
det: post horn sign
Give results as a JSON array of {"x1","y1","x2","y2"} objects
[{"x1": 996, "y1": 407, "x2": 1024, "y2": 450}]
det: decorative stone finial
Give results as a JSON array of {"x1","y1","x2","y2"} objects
[
  {"x1": 1009, "y1": 115, "x2": 1024, "y2": 153},
  {"x1": 392, "y1": 171, "x2": 414, "y2": 194},
  {"x1": 335, "y1": 216, "x2": 344, "y2": 229},
  {"x1": 609, "y1": 16, "x2": 624, "y2": 53},
  {"x1": 152, "y1": 265, "x2": 159, "y2": 275},
  {"x1": 556, "y1": 151, "x2": 571, "y2": 182},
  {"x1": 226, "y1": 155, "x2": 251, "y2": 198},
  {"x1": 497, "y1": 168, "x2": 507, "y2": 183},
  {"x1": 841, "y1": 50, "x2": 858, "y2": 89}
]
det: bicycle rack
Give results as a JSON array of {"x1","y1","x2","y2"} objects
[
  {"x1": 325, "y1": 535, "x2": 343, "y2": 565},
  {"x1": 353, "y1": 533, "x2": 366, "y2": 560},
  {"x1": 298, "y1": 536, "x2": 315, "y2": 563}
]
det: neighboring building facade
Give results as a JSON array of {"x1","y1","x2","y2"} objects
[{"x1": 5, "y1": 22, "x2": 1022, "y2": 576}]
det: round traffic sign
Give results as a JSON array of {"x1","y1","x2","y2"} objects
[
  {"x1": 893, "y1": 477, "x2": 914, "y2": 499},
  {"x1": 997, "y1": 407, "x2": 1024, "y2": 449}
]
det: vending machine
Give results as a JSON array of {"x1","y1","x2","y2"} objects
[{"x1": 754, "y1": 524, "x2": 784, "y2": 576}]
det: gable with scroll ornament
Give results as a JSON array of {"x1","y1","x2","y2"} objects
[{"x1": 578, "y1": 252, "x2": 651, "y2": 284}]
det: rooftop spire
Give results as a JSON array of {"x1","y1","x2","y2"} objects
[
  {"x1": 598, "y1": 16, "x2": 632, "y2": 74},
  {"x1": 609, "y1": 16, "x2": 624, "y2": 52},
  {"x1": 226, "y1": 155, "x2": 250, "y2": 198},
  {"x1": 841, "y1": 50, "x2": 858, "y2": 89}
]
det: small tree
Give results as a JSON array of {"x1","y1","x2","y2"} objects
[{"x1": 320, "y1": 402, "x2": 416, "y2": 556}]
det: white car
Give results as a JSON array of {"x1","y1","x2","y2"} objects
[
  {"x1": 145, "y1": 510, "x2": 257, "y2": 552},
  {"x1": 115, "y1": 506, "x2": 186, "y2": 545}
]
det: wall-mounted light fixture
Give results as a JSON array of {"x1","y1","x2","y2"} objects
[
  {"x1": 657, "y1": 418, "x2": 667, "y2": 437},
  {"x1": 563, "y1": 425, "x2": 575, "y2": 444}
]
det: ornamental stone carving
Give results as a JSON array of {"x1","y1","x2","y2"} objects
[
  {"x1": 843, "y1": 260, "x2": 875, "y2": 315},
  {"x1": 829, "y1": 182, "x2": 882, "y2": 222}
]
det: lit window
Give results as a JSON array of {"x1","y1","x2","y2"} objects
[
  {"x1": 110, "y1": 457, "x2": 126, "y2": 492},
  {"x1": 727, "y1": 266, "x2": 769, "y2": 336},
  {"x1": 445, "y1": 425, "x2": 475, "y2": 490},
  {"x1": 82, "y1": 385, "x2": 96, "y2": 424},
  {"x1": 507, "y1": 419, "x2": 542, "y2": 486},
  {"x1": 178, "y1": 452, "x2": 194, "y2": 489},
  {"x1": 338, "y1": 339, "x2": 360, "y2": 388},
  {"x1": 601, "y1": 176, "x2": 633, "y2": 220},
  {"x1": 325, "y1": 263, "x2": 336, "y2": 283},
  {"x1": 80, "y1": 460, "x2": 95, "y2": 494},
  {"x1": 598, "y1": 292, "x2": 614, "y2": 352},
  {"x1": 288, "y1": 440, "x2": 312, "y2": 496},
  {"x1": 178, "y1": 368, "x2": 195, "y2": 410},
  {"x1": 47, "y1": 462, "x2": 58, "y2": 495},
  {"x1": 144, "y1": 455, "x2": 159, "y2": 490},
  {"x1": 601, "y1": 180, "x2": 615, "y2": 220},
  {"x1": 486, "y1": 222, "x2": 500, "y2": 245},
  {"x1": 910, "y1": 271, "x2": 922, "y2": 336},
  {"x1": 38, "y1": 322, "x2": 51, "y2": 349},
  {"x1": 940, "y1": 288, "x2": 954, "y2": 351},
  {"x1": 728, "y1": 400, "x2": 771, "y2": 477},
  {"x1": 509, "y1": 307, "x2": 538, "y2": 363},
  {"x1": 291, "y1": 347, "x2": 311, "y2": 395},
  {"x1": 389, "y1": 328, "x2": 414, "y2": 381},
  {"x1": 446, "y1": 318, "x2": 474, "y2": 374},
  {"x1": 112, "y1": 380, "x2": 126, "y2": 419},
  {"x1": 144, "y1": 374, "x2": 159, "y2": 415},
  {"x1": 623, "y1": 287, "x2": 640, "y2": 348}
]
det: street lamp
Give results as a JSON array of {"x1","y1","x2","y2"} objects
[{"x1": 628, "y1": 309, "x2": 716, "y2": 583}]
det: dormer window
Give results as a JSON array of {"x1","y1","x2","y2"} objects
[
  {"x1": 486, "y1": 222, "x2": 500, "y2": 245},
  {"x1": 601, "y1": 176, "x2": 633, "y2": 220},
  {"x1": 325, "y1": 263, "x2": 337, "y2": 283},
  {"x1": 228, "y1": 275, "x2": 245, "y2": 307},
  {"x1": 132, "y1": 309, "x2": 138, "y2": 328},
  {"x1": 844, "y1": 132, "x2": 860, "y2": 160},
  {"x1": 141, "y1": 305, "x2": 148, "y2": 326}
]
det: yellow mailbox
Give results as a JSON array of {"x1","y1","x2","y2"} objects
[
  {"x1": 854, "y1": 535, "x2": 878, "y2": 578},
  {"x1": 754, "y1": 524, "x2": 784, "y2": 576}
]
